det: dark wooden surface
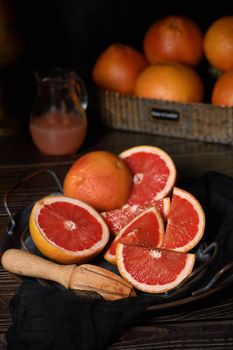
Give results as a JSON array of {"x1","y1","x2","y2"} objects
[{"x1": 1, "y1": 127, "x2": 233, "y2": 349}]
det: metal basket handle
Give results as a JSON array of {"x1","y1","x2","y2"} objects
[
  {"x1": 192, "y1": 261, "x2": 233, "y2": 297},
  {"x1": 3, "y1": 168, "x2": 63, "y2": 236}
]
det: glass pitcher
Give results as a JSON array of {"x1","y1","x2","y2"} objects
[{"x1": 29, "y1": 68, "x2": 88, "y2": 156}]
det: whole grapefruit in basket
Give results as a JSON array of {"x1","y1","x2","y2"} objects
[
  {"x1": 143, "y1": 15, "x2": 203, "y2": 66},
  {"x1": 63, "y1": 150, "x2": 132, "y2": 212},
  {"x1": 92, "y1": 43, "x2": 148, "y2": 94},
  {"x1": 211, "y1": 70, "x2": 233, "y2": 107},
  {"x1": 29, "y1": 195, "x2": 110, "y2": 264},
  {"x1": 134, "y1": 62, "x2": 204, "y2": 103},
  {"x1": 204, "y1": 16, "x2": 233, "y2": 72}
]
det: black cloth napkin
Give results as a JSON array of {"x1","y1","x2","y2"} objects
[
  {"x1": 5, "y1": 171, "x2": 233, "y2": 350},
  {"x1": 6, "y1": 280, "x2": 152, "y2": 350}
]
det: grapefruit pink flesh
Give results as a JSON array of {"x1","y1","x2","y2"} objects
[
  {"x1": 38, "y1": 201, "x2": 104, "y2": 251},
  {"x1": 104, "y1": 207, "x2": 164, "y2": 264},
  {"x1": 116, "y1": 243, "x2": 195, "y2": 293},
  {"x1": 120, "y1": 145, "x2": 176, "y2": 204},
  {"x1": 161, "y1": 187, "x2": 205, "y2": 252},
  {"x1": 29, "y1": 195, "x2": 109, "y2": 264},
  {"x1": 102, "y1": 197, "x2": 170, "y2": 236},
  {"x1": 102, "y1": 145, "x2": 175, "y2": 237}
]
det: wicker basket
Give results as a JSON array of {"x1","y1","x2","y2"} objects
[{"x1": 97, "y1": 88, "x2": 233, "y2": 145}]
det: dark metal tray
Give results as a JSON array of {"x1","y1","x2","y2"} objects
[{"x1": 2, "y1": 169, "x2": 233, "y2": 312}]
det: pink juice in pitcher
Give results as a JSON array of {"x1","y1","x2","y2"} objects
[{"x1": 30, "y1": 111, "x2": 87, "y2": 156}]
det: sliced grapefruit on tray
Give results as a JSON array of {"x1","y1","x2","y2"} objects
[
  {"x1": 29, "y1": 195, "x2": 109, "y2": 264},
  {"x1": 102, "y1": 144, "x2": 175, "y2": 236},
  {"x1": 119, "y1": 145, "x2": 177, "y2": 205},
  {"x1": 28, "y1": 146, "x2": 205, "y2": 297},
  {"x1": 161, "y1": 187, "x2": 205, "y2": 252},
  {"x1": 102, "y1": 197, "x2": 170, "y2": 236},
  {"x1": 104, "y1": 207, "x2": 164, "y2": 264},
  {"x1": 116, "y1": 243, "x2": 196, "y2": 294}
]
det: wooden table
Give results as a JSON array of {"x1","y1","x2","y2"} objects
[{"x1": 1, "y1": 126, "x2": 233, "y2": 349}]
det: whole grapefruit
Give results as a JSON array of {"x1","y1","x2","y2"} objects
[
  {"x1": 92, "y1": 43, "x2": 148, "y2": 94},
  {"x1": 143, "y1": 15, "x2": 203, "y2": 66},
  {"x1": 63, "y1": 150, "x2": 132, "y2": 212},
  {"x1": 211, "y1": 70, "x2": 233, "y2": 107},
  {"x1": 204, "y1": 16, "x2": 233, "y2": 72},
  {"x1": 134, "y1": 62, "x2": 204, "y2": 103}
]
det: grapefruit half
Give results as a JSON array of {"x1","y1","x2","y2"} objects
[
  {"x1": 104, "y1": 207, "x2": 164, "y2": 264},
  {"x1": 116, "y1": 243, "x2": 195, "y2": 293},
  {"x1": 161, "y1": 187, "x2": 205, "y2": 252},
  {"x1": 102, "y1": 197, "x2": 170, "y2": 236},
  {"x1": 29, "y1": 195, "x2": 109, "y2": 264},
  {"x1": 120, "y1": 145, "x2": 176, "y2": 205}
]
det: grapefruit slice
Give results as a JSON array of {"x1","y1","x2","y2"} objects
[
  {"x1": 161, "y1": 187, "x2": 205, "y2": 252},
  {"x1": 116, "y1": 243, "x2": 195, "y2": 293},
  {"x1": 29, "y1": 195, "x2": 109, "y2": 264},
  {"x1": 102, "y1": 197, "x2": 170, "y2": 236},
  {"x1": 104, "y1": 207, "x2": 164, "y2": 264},
  {"x1": 119, "y1": 145, "x2": 176, "y2": 205}
]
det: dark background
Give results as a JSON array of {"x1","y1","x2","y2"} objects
[{"x1": 4, "y1": 0, "x2": 233, "y2": 131}]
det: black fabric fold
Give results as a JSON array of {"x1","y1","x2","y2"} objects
[
  {"x1": 6, "y1": 279, "x2": 153, "y2": 350},
  {"x1": 190, "y1": 172, "x2": 233, "y2": 270},
  {"x1": 5, "y1": 171, "x2": 233, "y2": 349}
]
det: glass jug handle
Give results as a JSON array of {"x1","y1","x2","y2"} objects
[{"x1": 74, "y1": 75, "x2": 88, "y2": 111}]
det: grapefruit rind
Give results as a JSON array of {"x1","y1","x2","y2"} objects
[
  {"x1": 116, "y1": 243, "x2": 196, "y2": 294},
  {"x1": 119, "y1": 145, "x2": 177, "y2": 201},
  {"x1": 29, "y1": 195, "x2": 110, "y2": 264},
  {"x1": 162, "y1": 187, "x2": 205, "y2": 252},
  {"x1": 160, "y1": 197, "x2": 171, "y2": 220},
  {"x1": 63, "y1": 150, "x2": 133, "y2": 212},
  {"x1": 104, "y1": 207, "x2": 164, "y2": 265}
]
